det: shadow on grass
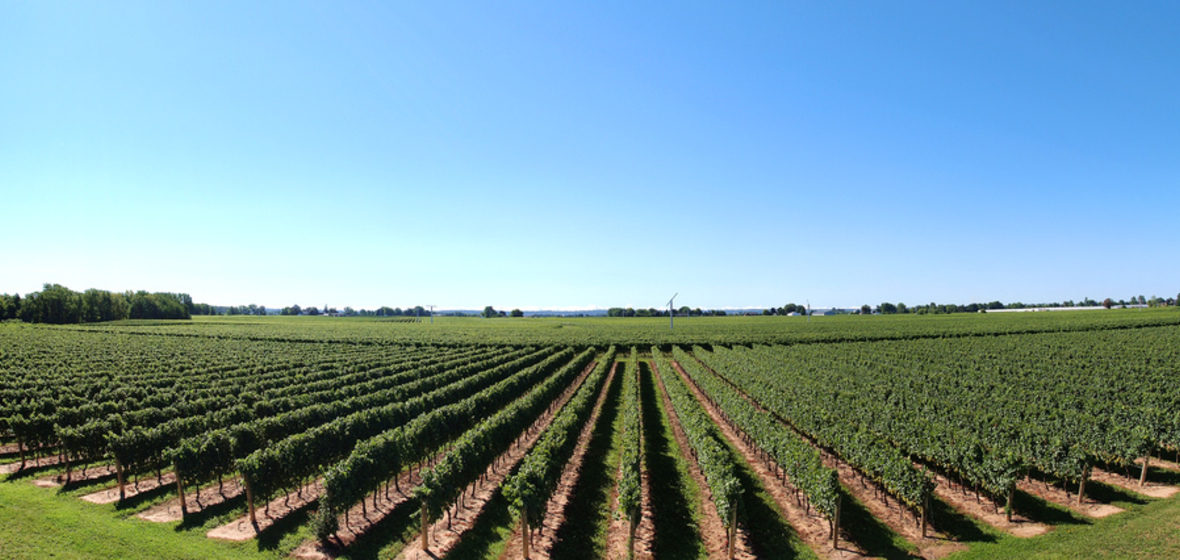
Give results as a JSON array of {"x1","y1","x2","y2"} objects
[
  {"x1": 548, "y1": 365, "x2": 623, "y2": 560},
  {"x1": 927, "y1": 493, "x2": 998, "y2": 544},
  {"x1": 256, "y1": 498, "x2": 316, "y2": 551},
  {"x1": 335, "y1": 497, "x2": 421, "y2": 560},
  {"x1": 1013, "y1": 489, "x2": 1087, "y2": 527},
  {"x1": 4, "y1": 461, "x2": 66, "y2": 481},
  {"x1": 641, "y1": 361, "x2": 705, "y2": 559},
  {"x1": 726, "y1": 446, "x2": 809, "y2": 559},
  {"x1": 1142, "y1": 465, "x2": 1180, "y2": 486},
  {"x1": 58, "y1": 472, "x2": 119, "y2": 494},
  {"x1": 1085, "y1": 480, "x2": 1149, "y2": 507},
  {"x1": 838, "y1": 491, "x2": 922, "y2": 559},
  {"x1": 176, "y1": 492, "x2": 247, "y2": 531}
]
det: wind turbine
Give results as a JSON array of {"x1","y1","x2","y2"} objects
[{"x1": 668, "y1": 293, "x2": 678, "y2": 331}]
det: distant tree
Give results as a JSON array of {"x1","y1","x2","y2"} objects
[
  {"x1": 879, "y1": 302, "x2": 897, "y2": 314},
  {"x1": 897, "y1": 302, "x2": 908, "y2": 314},
  {"x1": 307, "y1": 307, "x2": 320, "y2": 316},
  {"x1": 482, "y1": 306, "x2": 498, "y2": 318},
  {"x1": 1103, "y1": 298, "x2": 1113, "y2": 309},
  {"x1": 1138, "y1": 295, "x2": 1147, "y2": 305},
  {"x1": 860, "y1": 304, "x2": 871, "y2": 315},
  {"x1": 761, "y1": 309, "x2": 773, "y2": 316},
  {"x1": 678, "y1": 305, "x2": 691, "y2": 316},
  {"x1": 510, "y1": 308, "x2": 524, "y2": 318},
  {"x1": 624, "y1": 307, "x2": 636, "y2": 317}
]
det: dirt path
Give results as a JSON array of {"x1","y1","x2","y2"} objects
[
  {"x1": 392, "y1": 362, "x2": 598, "y2": 560},
  {"x1": 32, "y1": 463, "x2": 118, "y2": 488},
  {"x1": 651, "y1": 360, "x2": 754, "y2": 560},
  {"x1": 670, "y1": 359, "x2": 883, "y2": 560},
  {"x1": 0, "y1": 442, "x2": 21, "y2": 454},
  {"x1": 81, "y1": 472, "x2": 177, "y2": 504},
  {"x1": 1090, "y1": 466, "x2": 1179, "y2": 499},
  {"x1": 207, "y1": 479, "x2": 323, "y2": 540},
  {"x1": 0, "y1": 453, "x2": 62, "y2": 474},
  {"x1": 138, "y1": 477, "x2": 247, "y2": 522},
  {"x1": 929, "y1": 473, "x2": 1049, "y2": 536},
  {"x1": 500, "y1": 362, "x2": 620, "y2": 560},
  {"x1": 1015, "y1": 476, "x2": 1123, "y2": 519}
]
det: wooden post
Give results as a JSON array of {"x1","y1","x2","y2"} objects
[
  {"x1": 1006, "y1": 483, "x2": 1014, "y2": 522},
  {"x1": 421, "y1": 502, "x2": 430, "y2": 552},
  {"x1": 833, "y1": 495, "x2": 842, "y2": 549},
  {"x1": 176, "y1": 473, "x2": 188, "y2": 518},
  {"x1": 1077, "y1": 467, "x2": 1088, "y2": 504},
  {"x1": 728, "y1": 506, "x2": 737, "y2": 559},
  {"x1": 18, "y1": 439, "x2": 26, "y2": 471},
  {"x1": 1140, "y1": 453, "x2": 1151, "y2": 487},
  {"x1": 115, "y1": 456, "x2": 126, "y2": 502},
  {"x1": 245, "y1": 478, "x2": 257, "y2": 527},
  {"x1": 627, "y1": 512, "x2": 637, "y2": 560},
  {"x1": 64, "y1": 450, "x2": 72, "y2": 484},
  {"x1": 921, "y1": 492, "x2": 929, "y2": 538},
  {"x1": 522, "y1": 508, "x2": 531, "y2": 560}
]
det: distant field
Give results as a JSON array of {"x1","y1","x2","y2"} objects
[
  {"x1": 56, "y1": 305, "x2": 1180, "y2": 345},
  {"x1": 2, "y1": 308, "x2": 1179, "y2": 559}
]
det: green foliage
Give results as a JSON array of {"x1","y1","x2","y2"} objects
[
  {"x1": 651, "y1": 347, "x2": 743, "y2": 526},
  {"x1": 671, "y1": 346, "x2": 840, "y2": 519},
  {"x1": 616, "y1": 349, "x2": 643, "y2": 521},
  {"x1": 503, "y1": 347, "x2": 617, "y2": 528}
]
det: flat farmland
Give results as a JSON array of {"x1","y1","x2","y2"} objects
[{"x1": 3, "y1": 310, "x2": 1180, "y2": 559}]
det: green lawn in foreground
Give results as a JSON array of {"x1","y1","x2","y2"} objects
[
  {"x1": 948, "y1": 490, "x2": 1180, "y2": 559},
  {"x1": 0, "y1": 480, "x2": 280, "y2": 560}
]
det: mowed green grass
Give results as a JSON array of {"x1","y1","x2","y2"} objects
[
  {"x1": 948, "y1": 491, "x2": 1180, "y2": 559},
  {"x1": 0, "y1": 480, "x2": 280, "y2": 560}
]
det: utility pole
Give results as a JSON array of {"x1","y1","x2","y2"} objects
[{"x1": 668, "y1": 293, "x2": 678, "y2": 331}]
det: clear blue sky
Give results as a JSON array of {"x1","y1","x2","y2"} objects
[{"x1": 3, "y1": 2, "x2": 1178, "y2": 310}]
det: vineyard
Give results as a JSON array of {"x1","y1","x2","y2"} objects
[{"x1": 3, "y1": 310, "x2": 1180, "y2": 559}]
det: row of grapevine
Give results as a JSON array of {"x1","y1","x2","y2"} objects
[
  {"x1": 167, "y1": 347, "x2": 530, "y2": 497},
  {"x1": 651, "y1": 348, "x2": 743, "y2": 557},
  {"x1": 502, "y1": 346, "x2": 617, "y2": 539},
  {"x1": 238, "y1": 347, "x2": 571, "y2": 508},
  {"x1": 669, "y1": 347, "x2": 843, "y2": 537},
  {"x1": 412, "y1": 348, "x2": 599, "y2": 541},
  {"x1": 696, "y1": 346, "x2": 935, "y2": 515},
  {"x1": 312, "y1": 347, "x2": 588, "y2": 536},
  {"x1": 615, "y1": 349, "x2": 642, "y2": 547}
]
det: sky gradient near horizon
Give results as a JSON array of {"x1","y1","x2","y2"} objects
[{"x1": 3, "y1": 2, "x2": 1178, "y2": 311}]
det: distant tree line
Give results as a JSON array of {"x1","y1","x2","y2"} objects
[
  {"x1": 277, "y1": 304, "x2": 429, "y2": 317},
  {"x1": 607, "y1": 307, "x2": 725, "y2": 317},
  {"x1": 852, "y1": 295, "x2": 1178, "y2": 315},
  {"x1": 0, "y1": 284, "x2": 199, "y2": 324}
]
